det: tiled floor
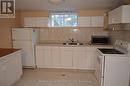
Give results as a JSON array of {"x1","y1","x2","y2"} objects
[{"x1": 13, "y1": 69, "x2": 99, "y2": 86}]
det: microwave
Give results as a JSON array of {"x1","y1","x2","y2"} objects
[{"x1": 91, "y1": 36, "x2": 110, "y2": 45}]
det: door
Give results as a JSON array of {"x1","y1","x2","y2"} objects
[
  {"x1": 73, "y1": 47, "x2": 88, "y2": 69},
  {"x1": 87, "y1": 47, "x2": 96, "y2": 70},
  {"x1": 78, "y1": 17, "x2": 91, "y2": 27},
  {"x1": 91, "y1": 16, "x2": 104, "y2": 27},
  {"x1": 60, "y1": 47, "x2": 73, "y2": 68},
  {"x1": 36, "y1": 46, "x2": 52, "y2": 68},
  {"x1": 13, "y1": 40, "x2": 35, "y2": 67},
  {"x1": 52, "y1": 47, "x2": 61, "y2": 68},
  {"x1": 0, "y1": 61, "x2": 6, "y2": 86},
  {"x1": 36, "y1": 17, "x2": 48, "y2": 27},
  {"x1": 12, "y1": 28, "x2": 33, "y2": 40},
  {"x1": 24, "y1": 17, "x2": 36, "y2": 27}
]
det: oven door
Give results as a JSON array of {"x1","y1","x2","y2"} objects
[{"x1": 95, "y1": 50, "x2": 104, "y2": 86}]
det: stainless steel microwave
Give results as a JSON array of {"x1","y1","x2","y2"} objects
[{"x1": 91, "y1": 36, "x2": 110, "y2": 45}]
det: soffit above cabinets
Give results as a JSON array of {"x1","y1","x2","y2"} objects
[{"x1": 16, "y1": 0, "x2": 123, "y2": 11}]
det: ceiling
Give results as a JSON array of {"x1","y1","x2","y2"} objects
[{"x1": 15, "y1": 0, "x2": 124, "y2": 11}]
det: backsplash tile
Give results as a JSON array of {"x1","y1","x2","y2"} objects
[
  {"x1": 39, "y1": 28, "x2": 109, "y2": 44},
  {"x1": 109, "y1": 24, "x2": 130, "y2": 44}
]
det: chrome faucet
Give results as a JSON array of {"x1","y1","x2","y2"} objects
[{"x1": 69, "y1": 38, "x2": 75, "y2": 43}]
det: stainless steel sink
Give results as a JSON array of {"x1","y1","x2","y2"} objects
[
  {"x1": 63, "y1": 38, "x2": 84, "y2": 46},
  {"x1": 63, "y1": 42, "x2": 84, "y2": 45}
]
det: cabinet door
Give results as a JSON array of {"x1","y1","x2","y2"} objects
[
  {"x1": 87, "y1": 47, "x2": 96, "y2": 70},
  {"x1": 122, "y1": 5, "x2": 130, "y2": 23},
  {"x1": 13, "y1": 41, "x2": 35, "y2": 67},
  {"x1": 12, "y1": 28, "x2": 32, "y2": 40},
  {"x1": 108, "y1": 6, "x2": 122, "y2": 24},
  {"x1": 52, "y1": 47, "x2": 61, "y2": 68},
  {"x1": 0, "y1": 61, "x2": 6, "y2": 86},
  {"x1": 36, "y1": 17, "x2": 48, "y2": 27},
  {"x1": 24, "y1": 17, "x2": 36, "y2": 27},
  {"x1": 4, "y1": 52, "x2": 22, "y2": 86},
  {"x1": 73, "y1": 47, "x2": 88, "y2": 69},
  {"x1": 91, "y1": 16, "x2": 104, "y2": 27},
  {"x1": 36, "y1": 46, "x2": 52, "y2": 68},
  {"x1": 24, "y1": 17, "x2": 48, "y2": 27},
  {"x1": 60, "y1": 47, "x2": 73, "y2": 68},
  {"x1": 78, "y1": 17, "x2": 91, "y2": 27}
]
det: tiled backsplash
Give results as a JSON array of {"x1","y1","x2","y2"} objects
[
  {"x1": 109, "y1": 24, "x2": 130, "y2": 44},
  {"x1": 39, "y1": 28, "x2": 109, "y2": 44}
]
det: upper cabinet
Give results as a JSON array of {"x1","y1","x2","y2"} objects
[
  {"x1": 24, "y1": 16, "x2": 104, "y2": 28},
  {"x1": 78, "y1": 16, "x2": 104, "y2": 27},
  {"x1": 24, "y1": 17, "x2": 48, "y2": 27},
  {"x1": 78, "y1": 17, "x2": 91, "y2": 27},
  {"x1": 91, "y1": 16, "x2": 104, "y2": 27},
  {"x1": 108, "y1": 5, "x2": 130, "y2": 24}
]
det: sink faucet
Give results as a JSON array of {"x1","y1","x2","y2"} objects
[{"x1": 69, "y1": 38, "x2": 75, "y2": 43}]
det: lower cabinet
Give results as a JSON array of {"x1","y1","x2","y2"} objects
[
  {"x1": 36, "y1": 46, "x2": 96, "y2": 70},
  {"x1": 36, "y1": 46, "x2": 52, "y2": 68},
  {"x1": 0, "y1": 50, "x2": 22, "y2": 86},
  {"x1": 60, "y1": 47, "x2": 73, "y2": 68},
  {"x1": 73, "y1": 47, "x2": 88, "y2": 69},
  {"x1": 0, "y1": 61, "x2": 6, "y2": 86},
  {"x1": 52, "y1": 47, "x2": 61, "y2": 68},
  {"x1": 86, "y1": 47, "x2": 96, "y2": 70}
]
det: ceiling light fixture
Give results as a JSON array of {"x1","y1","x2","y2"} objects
[{"x1": 48, "y1": 0, "x2": 65, "y2": 5}]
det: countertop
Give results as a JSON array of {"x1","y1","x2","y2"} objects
[
  {"x1": 37, "y1": 43, "x2": 112, "y2": 47},
  {"x1": 0, "y1": 48, "x2": 20, "y2": 57}
]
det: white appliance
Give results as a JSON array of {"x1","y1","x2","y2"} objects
[
  {"x1": 95, "y1": 40, "x2": 130, "y2": 86},
  {"x1": 12, "y1": 28, "x2": 39, "y2": 68}
]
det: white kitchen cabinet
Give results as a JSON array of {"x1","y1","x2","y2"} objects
[
  {"x1": 0, "y1": 50, "x2": 22, "y2": 86},
  {"x1": 13, "y1": 41, "x2": 35, "y2": 67},
  {"x1": 24, "y1": 17, "x2": 48, "y2": 27},
  {"x1": 24, "y1": 17, "x2": 36, "y2": 27},
  {"x1": 60, "y1": 47, "x2": 73, "y2": 68},
  {"x1": 51, "y1": 47, "x2": 61, "y2": 68},
  {"x1": 0, "y1": 61, "x2": 6, "y2": 86},
  {"x1": 87, "y1": 47, "x2": 96, "y2": 70},
  {"x1": 73, "y1": 47, "x2": 88, "y2": 69},
  {"x1": 91, "y1": 16, "x2": 104, "y2": 27},
  {"x1": 5, "y1": 53, "x2": 22, "y2": 86},
  {"x1": 78, "y1": 17, "x2": 91, "y2": 27},
  {"x1": 78, "y1": 16, "x2": 104, "y2": 27},
  {"x1": 73, "y1": 47, "x2": 96, "y2": 70},
  {"x1": 108, "y1": 5, "x2": 130, "y2": 24},
  {"x1": 12, "y1": 28, "x2": 33, "y2": 40},
  {"x1": 36, "y1": 45, "x2": 111, "y2": 70},
  {"x1": 36, "y1": 46, "x2": 52, "y2": 68}
]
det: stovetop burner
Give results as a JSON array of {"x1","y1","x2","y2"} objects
[{"x1": 98, "y1": 48, "x2": 125, "y2": 54}]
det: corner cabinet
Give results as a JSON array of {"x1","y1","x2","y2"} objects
[
  {"x1": 108, "y1": 5, "x2": 130, "y2": 24},
  {"x1": 78, "y1": 16, "x2": 104, "y2": 27}
]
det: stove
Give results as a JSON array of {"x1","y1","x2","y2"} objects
[
  {"x1": 95, "y1": 40, "x2": 130, "y2": 86},
  {"x1": 98, "y1": 48, "x2": 125, "y2": 54}
]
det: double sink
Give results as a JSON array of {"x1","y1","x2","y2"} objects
[
  {"x1": 63, "y1": 38, "x2": 84, "y2": 46},
  {"x1": 63, "y1": 42, "x2": 84, "y2": 45}
]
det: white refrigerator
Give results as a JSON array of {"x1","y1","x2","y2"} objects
[{"x1": 12, "y1": 28, "x2": 39, "y2": 68}]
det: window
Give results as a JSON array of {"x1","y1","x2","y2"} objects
[{"x1": 49, "y1": 12, "x2": 78, "y2": 27}]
